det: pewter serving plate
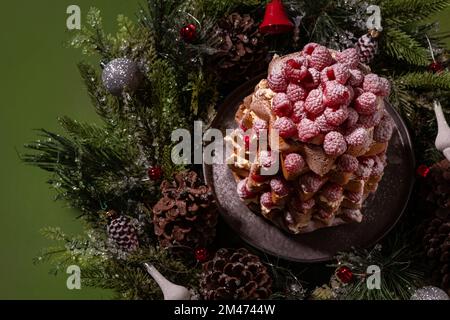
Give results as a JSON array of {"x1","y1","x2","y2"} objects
[{"x1": 203, "y1": 76, "x2": 415, "y2": 262}]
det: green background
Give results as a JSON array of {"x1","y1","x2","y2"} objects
[{"x1": 0, "y1": 1, "x2": 449, "y2": 300}]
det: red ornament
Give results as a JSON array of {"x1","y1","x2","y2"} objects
[
  {"x1": 259, "y1": 0, "x2": 294, "y2": 35},
  {"x1": 335, "y1": 266, "x2": 353, "y2": 284},
  {"x1": 180, "y1": 23, "x2": 197, "y2": 43},
  {"x1": 428, "y1": 61, "x2": 445, "y2": 73},
  {"x1": 148, "y1": 166, "x2": 163, "y2": 181},
  {"x1": 195, "y1": 247, "x2": 209, "y2": 262},
  {"x1": 416, "y1": 164, "x2": 430, "y2": 178}
]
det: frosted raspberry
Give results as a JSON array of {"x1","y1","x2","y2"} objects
[
  {"x1": 324, "y1": 106, "x2": 349, "y2": 126},
  {"x1": 273, "y1": 117, "x2": 297, "y2": 138},
  {"x1": 354, "y1": 87, "x2": 365, "y2": 98},
  {"x1": 359, "y1": 156, "x2": 375, "y2": 168},
  {"x1": 321, "y1": 63, "x2": 350, "y2": 84},
  {"x1": 303, "y1": 42, "x2": 319, "y2": 55},
  {"x1": 345, "y1": 189, "x2": 363, "y2": 203},
  {"x1": 297, "y1": 118, "x2": 320, "y2": 142},
  {"x1": 286, "y1": 83, "x2": 307, "y2": 102},
  {"x1": 272, "y1": 93, "x2": 293, "y2": 117},
  {"x1": 270, "y1": 178, "x2": 290, "y2": 196},
  {"x1": 259, "y1": 150, "x2": 275, "y2": 168},
  {"x1": 305, "y1": 68, "x2": 321, "y2": 88},
  {"x1": 310, "y1": 45, "x2": 333, "y2": 71},
  {"x1": 363, "y1": 74, "x2": 382, "y2": 95},
  {"x1": 291, "y1": 101, "x2": 308, "y2": 123},
  {"x1": 371, "y1": 155, "x2": 386, "y2": 177},
  {"x1": 358, "y1": 109, "x2": 383, "y2": 128},
  {"x1": 301, "y1": 198, "x2": 315, "y2": 210},
  {"x1": 300, "y1": 172, "x2": 326, "y2": 193},
  {"x1": 237, "y1": 179, "x2": 257, "y2": 199},
  {"x1": 345, "y1": 108, "x2": 359, "y2": 128},
  {"x1": 355, "y1": 163, "x2": 372, "y2": 180},
  {"x1": 321, "y1": 183, "x2": 344, "y2": 202},
  {"x1": 346, "y1": 85, "x2": 355, "y2": 104},
  {"x1": 345, "y1": 127, "x2": 369, "y2": 146},
  {"x1": 304, "y1": 89, "x2": 325, "y2": 116},
  {"x1": 253, "y1": 118, "x2": 268, "y2": 136},
  {"x1": 290, "y1": 197, "x2": 316, "y2": 212},
  {"x1": 284, "y1": 59, "x2": 309, "y2": 83},
  {"x1": 317, "y1": 208, "x2": 333, "y2": 220},
  {"x1": 268, "y1": 72, "x2": 288, "y2": 92},
  {"x1": 316, "y1": 114, "x2": 336, "y2": 133},
  {"x1": 373, "y1": 114, "x2": 394, "y2": 142},
  {"x1": 323, "y1": 131, "x2": 347, "y2": 156},
  {"x1": 260, "y1": 192, "x2": 275, "y2": 209},
  {"x1": 348, "y1": 69, "x2": 364, "y2": 87},
  {"x1": 379, "y1": 77, "x2": 391, "y2": 97},
  {"x1": 284, "y1": 153, "x2": 305, "y2": 175},
  {"x1": 337, "y1": 154, "x2": 359, "y2": 172},
  {"x1": 335, "y1": 48, "x2": 359, "y2": 69},
  {"x1": 355, "y1": 92, "x2": 377, "y2": 115},
  {"x1": 323, "y1": 81, "x2": 351, "y2": 108}
]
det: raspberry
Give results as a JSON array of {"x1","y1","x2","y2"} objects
[
  {"x1": 345, "y1": 108, "x2": 359, "y2": 128},
  {"x1": 317, "y1": 208, "x2": 333, "y2": 220},
  {"x1": 373, "y1": 114, "x2": 394, "y2": 142},
  {"x1": 323, "y1": 81, "x2": 351, "y2": 108},
  {"x1": 321, "y1": 183, "x2": 344, "y2": 202},
  {"x1": 303, "y1": 42, "x2": 319, "y2": 55},
  {"x1": 260, "y1": 192, "x2": 275, "y2": 209},
  {"x1": 300, "y1": 198, "x2": 315, "y2": 210},
  {"x1": 268, "y1": 63, "x2": 288, "y2": 92},
  {"x1": 337, "y1": 154, "x2": 359, "y2": 172},
  {"x1": 324, "y1": 105, "x2": 349, "y2": 126},
  {"x1": 321, "y1": 63, "x2": 350, "y2": 85},
  {"x1": 335, "y1": 48, "x2": 359, "y2": 69},
  {"x1": 305, "y1": 68, "x2": 321, "y2": 88},
  {"x1": 300, "y1": 172, "x2": 326, "y2": 193},
  {"x1": 371, "y1": 155, "x2": 385, "y2": 177},
  {"x1": 310, "y1": 46, "x2": 333, "y2": 71},
  {"x1": 348, "y1": 69, "x2": 364, "y2": 87},
  {"x1": 379, "y1": 77, "x2": 391, "y2": 97},
  {"x1": 354, "y1": 87, "x2": 365, "y2": 98},
  {"x1": 358, "y1": 109, "x2": 383, "y2": 128},
  {"x1": 345, "y1": 127, "x2": 369, "y2": 146},
  {"x1": 316, "y1": 114, "x2": 336, "y2": 133},
  {"x1": 304, "y1": 89, "x2": 325, "y2": 116},
  {"x1": 284, "y1": 153, "x2": 305, "y2": 175},
  {"x1": 253, "y1": 118, "x2": 268, "y2": 136},
  {"x1": 272, "y1": 93, "x2": 293, "y2": 117},
  {"x1": 355, "y1": 163, "x2": 372, "y2": 180},
  {"x1": 297, "y1": 118, "x2": 320, "y2": 142},
  {"x1": 273, "y1": 117, "x2": 297, "y2": 138},
  {"x1": 286, "y1": 83, "x2": 307, "y2": 102},
  {"x1": 291, "y1": 101, "x2": 308, "y2": 123},
  {"x1": 355, "y1": 92, "x2": 377, "y2": 115},
  {"x1": 323, "y1": 131, "x2": 347, "y2": 156},
  {"x1": 345, "y1": 190, "x2": 363, "y2": 203},
  {"x1": 285, "y1": 59, "x2": 309, "y2": 83},
  {"x1": 237, "y1": 179, "x2": 257, "y2": 199},
  {"x1": 259, "y1": 150, "x2": 275, "y2": 168},
  {"x1": 270, "y1": 178, "x2": 290, "y2": 196},
  {"x1": 359, "y1": 156, "x2": 375, "y2": 168},
  {"x1": 363, "y1": 73, "x2": 383, "y2": 95}
]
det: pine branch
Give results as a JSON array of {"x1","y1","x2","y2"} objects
[
  {"x1": 395, "y1": 71, "x2": 450, "y2": 91},
  {"x1": 381, "y1": 0, "x2": 450, "y2": 23},
  {"x1": 383, "y1": 29, "x2": 430, "y2": 66}
]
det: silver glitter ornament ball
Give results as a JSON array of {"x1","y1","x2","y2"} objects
[
  {"x1": 410, "y1": 286, "x2": 450, "y2": 300},
  {"x1": 102, "y1": 58, "x2": 142, "y2": 96}
]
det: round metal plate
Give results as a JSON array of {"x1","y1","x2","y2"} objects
[{"x1": 203, "y1": 76, "x2": 415, "y2": 262}]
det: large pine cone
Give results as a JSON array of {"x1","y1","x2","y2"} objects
[
  {"x1": 424, "y1": 160, "x2": 450, "y2": 210},
  {"x1": 152, "y1": 171, "x2": 218, "y2": 249},
  {"x1": 200, "y1": 248, "x2": 272, "y2": 300},
  {"x1": 209, "y1": 13, "x2": 268, "y2": 82},
  {"x1": 107, "y1": 212, "x2": 139, "y2": 252},
  {"x1": 423, "y1": 212, "x2": 450, "y2": 295}
]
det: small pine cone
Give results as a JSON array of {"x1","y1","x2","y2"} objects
[
  {"x1": 200, "y1": 248, "x2": 272, "y2": 300},
  {"x1": 356, "y1": 31, "x2": 379, "y2": 65},
  {"x1": 107, "y1": 213, "x2": 139, "y2": 252},
  {"x1": 424, "y1": 160, "x2": 450, "y2": 210},
  {"x1": 152, "y1": 171, "x2": 218, "y2": 249},
  {"x1": 209, "y1": 13, "x2": 269, "y2": 82}
]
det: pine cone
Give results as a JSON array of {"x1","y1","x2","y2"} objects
[
  {"x1": 424, "y1": 160, "x2": 450, "y2": 210},
  {"x1": 356, "y1": 30, "x2": 380, "y2": 65},
  {"x1": 152, "y1": 171, "x2": 218, "y2": 249},
  {"x1": 209, "y1": 13, "x2": 268, "y2": 82},
  {"x1": 107, "y1": 211, "x2": 139, "y2": 252},
  {"x1": 200, "y1": 248, "x2": 272, "y2": 300},
  {"x1": 423, "y1": 212, "x2": 450, "y2": 295}
]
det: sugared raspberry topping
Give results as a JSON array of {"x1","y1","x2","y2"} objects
[
  {"x1": 273, "y1": 117, "x2": 297, "y2": 139},
  {"x1": 355, "y1": 163, "x2": 372, "y2": 180},
  {"x1": 335, "y1": 48, "x2": 359, "y2": 69},
  {"x1": 272, "y1": 93, "x2": 293, "y2": 117},
  {"x1": 237, "y1": 179, "x2": 257, "y2": 199},
  {"x1": 359, "y1": 156, "x2": 375, "y2": 168},
  {"x1": 355, "y1": 92, "x2": 377, "y2": 115},
  {"x1": 310, "y1": 45, "x2": 333, "y2": 71},
  {"x1": 379, "y1": 77, "x2": 391, "y2": 97},
  {"x1": 259, "y1": 150, "x2": 275, "y2": 168},
  {"x1": 300, "y1": 172, "x2": 326, "y2": 193},
  {"x1": 301, "y1": 198, "x2": 316, "y2": 210},
  {"x1": 304, "y1": 89, "x2": 325, "y2": 116},
  {"x1": 323, "y1": 131, "x2": 347, "y2": 156},
  {"x1": 371, "y1": 155, "x2": 386, "y2": 177},
  {"x1": 286, "y1": 83, "x2": 307, "y2": 102},
  {"x1": 260, "y1": 192, "x2": 275, "y2": 209},
  {"x1": 363, "y1": 74, "x2": 382, "y2": 95},
  {"x1": 348, "y1": 69, "x2": 364, "y2": 87},
  {"x1": 297, "y1": 118, "x2": 320, "y2": 142},
  {"x1": 345, "y1": 127, "x2": 369, "y2": 146},
  {"x1": 358, "y1": 109, "x2": 383, "y2": 128},
  {"x1": 253, "y1": 118, "x2": 268, "y2": 136},
  {"x1": 305, "y1": 68, "x2": 321, "y2": 88},
  {"x1": 303, "y1": 42, "x2": 319, "y2": 55},
  {"x1": 345, "y1": 189, "x2": 363, "y2": 203},
  {"x1": 285, "y1": 59, "x2": 309, "y2": 83},
  {"x1": 324, "y1": 106, "x2": 349, "y2": 127},
  {"x1": 270, "y1": 178, "x2": 290, "y2": 196},
  {"x1": 317, "y1": 208, "x2": 333, "y2": 220},
  {"x1": 316, "y1": 114, "x2": 336, "y2": 133},
  {"x1": 321, "y1": 63, "x2": 350, "y2": 84},
  {"x1": 323, "y1": 81, "x2": 351, "y2": 108},
  {"x1": 291, "y1": 101, "x2": 308, "y2": 123},
  {"x1": 268, "y1": 72, "x2": 288, "y2": 93},
  {"x1": 345, "y1": 107, "x2": 359, "y2": 128},
  {"x1": 284, "y1": 153, "x2": 305, "y2": 174},
  {"x1": 373, "y1": 114, "x2": 394, "y2": 142},
  {"x1": 321, "y1": 183, "x2": 344, "y2": 202},
  {"x1": 337, "y1": 154, "x2": 359, "y2": 172}
]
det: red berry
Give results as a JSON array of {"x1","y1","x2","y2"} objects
[
  {"x1": 180, "y1": 24, "x2": 197, "y2": 43},
  {"x1": 297, "y1": 118, "x2": 320, "y2": 142},
  {"x1": 251, "y1": 171, "x2": 269, "y2": 183},
  {"x1": 286, "y1": 83, "x2": 307, "y2": 102},
  {"x1": 373, "y1": 114, "x2": 394, "y2": 142},
  {"x1": 272, "y1": 93, "x2": 293, "y2": 117},
  {"x1": 378, "y1": 77, "x2": 391, "y2": 97},
  {"x1": 323, "y1": 131, "x2": 347, "y2": 156},
  {"x1": 337, "y1": 154, "x2": 359, "y2": 173},
  {"x1": 324, "y1": 106, "x2": 349, "y2": 126},
  {"x1": 323, "y1": 81, "x2": 351, "y2": 108},
  {"x1": 310, "y1": 46, "x2": 333, "y2": 71},
  {"x1": 321, "y1": 183, "x2": 344, "y2": 202},
  {"x1": 285, "y1": 59, "x2": 309, "y2": 83},
  {"x1": 346, "y1": 127, "x2": 369, "y2": 146},
  {"x1": 336, "y1": 266, "x2": 353, "y2": 283},
  {"x1": 416, "y1": 164, "x2": 430, "y2": 178},
  {"x1": 348, "y1": 69, "x2": 364, "y2": 87},
  {"x1": 355, "y1": 92, "x2": 377, "y2": 115},
  {"x1": 291, "y1": 101, "x2": 308, "y2": 124},
  {"x1": 148, "y1": 166, "x2": 163, "y2": 181},
  {"x1": 428, "y1": 61, "x2": 445, "y2": 73},
  {"x1": 303, "y1": 43, "x2": 319, "y2": 55},
  {"x1": 273, "y1": 117, "x2": 297, "y2": 138},
  {"x1": 363, "y1": 74, "x2": 383, "y2": 95},
  {"x1": 315, "y1": 114, "x2": 336, "y2": 133},
  {"x1": 335, "y1": 48, "x2": 360, "y2": 69},
  {"x1": 299, "y1": 172, "x2": 326, "y2": 193},
  {"x1": 284, "y1": 153, "x2": 305, "y2": 175},
  {"x1": 270, "y1": 178, "x2": 290, "y2": 196},
  {"x1": 195, "y1": 247, "x2": 209, "y2": 262},
  {"x1": 345, "y1": 108, "x2": 359, "y2": 129},
  {"x1": 304, "y1": 89, "x2": 325, "y2": 116},
  {"x1": 260, "y1": 192, "x2": 275, "y2": 209}
]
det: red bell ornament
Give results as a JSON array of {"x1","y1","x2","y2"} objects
[{"x1": 259, "y1": 0, "x2": 294, "y2": 35}]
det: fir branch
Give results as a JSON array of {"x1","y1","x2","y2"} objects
[
  {"x1": 383, "y1": 29, "x2": 430, "y2": 66},
  {"x1": 395, "y1": 71, "x2": 450, "y2": 91},
  {"x1": 381, "y1": 0, "x2": 450, "y2": 23}
]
